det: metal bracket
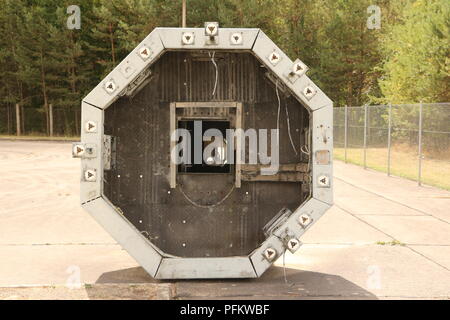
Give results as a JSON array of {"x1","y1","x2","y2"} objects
[
  {"x1": 103, "y1": 135, "x2": 116, "y2": 170},
  {"x1": 263, "y1": 207, "x2": 293, "y2": 238}
]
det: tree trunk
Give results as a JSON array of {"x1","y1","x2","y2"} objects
[
  {"x1": 40, "y1": 49, "x2": 50, "y2": 135},
  {"x1": 109, "y1": 23, "x2": 116, "y2": 66}
]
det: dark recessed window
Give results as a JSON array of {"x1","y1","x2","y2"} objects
[{"x1": 178, "y1": 120, "x2": 231, "y2": 174}]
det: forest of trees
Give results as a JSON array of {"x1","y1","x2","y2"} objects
[{"x1": 0, "y1": 0, "x2": 448, "y2": 135}]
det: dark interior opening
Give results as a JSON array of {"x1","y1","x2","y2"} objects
[
  {"x1": 178, "y1": 120, "x2": 231, "y2": 174},
  {"x1": 103, "y1": 51, "x2": 310, "y2": 258}
]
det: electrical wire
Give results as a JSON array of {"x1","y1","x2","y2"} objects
[
  {"x1": 285, "y1": 100, "x2": 299, "y2": 156},
  {"x1": 276, "y1": 80, "x2": 299, "y2": 156},
  {"x1": 179, "y1": 184, "x2": 235, "y2": 209},
  {"x1": 209, "y1": 51, "x2": 218, "y2": 97},
  {"x1": 275, "y1": 80, "x2": 281, "y2": 143},
  {"x1": 282, "y1": 250, "x2": 288, "y2": 284}
]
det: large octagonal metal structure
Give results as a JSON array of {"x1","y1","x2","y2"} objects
[{"x1": 74, "y1": 25, "x2": 333, "y2": 279}]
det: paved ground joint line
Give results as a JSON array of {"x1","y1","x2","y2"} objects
[
  {"x1": 334, "y1": 176, "x2": 450, "y2": 225},
  {"x1": 335, "y1": 203, "x2": 450, "y2": 273}
]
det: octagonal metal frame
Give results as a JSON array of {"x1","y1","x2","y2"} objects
[{"x1": 78, "y1": 26, "x2": 333, "y2": 279}]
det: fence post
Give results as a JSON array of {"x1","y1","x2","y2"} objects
[
  {"x1": 15, "y1": 104, "x2": 21, "y2": 136},
  {"x1": 418, "y1": 102, "x2": 423, "y2": 186},
  {"x1": 387, "y1": 103, "x2": 392, "y2": 176},
  {"x1": 49, "y1": 104, "x2": 54, "y2": 137},
  {"x1": 363, "y1": 104, "x2": 367, "y2": 169},
  {"x1": 344, "y1": 104, "x2": 348, "y2": 163}
]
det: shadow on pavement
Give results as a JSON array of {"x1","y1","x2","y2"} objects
[{"x1": 95, "y1": 266, "x2": 377, "y2": 300}]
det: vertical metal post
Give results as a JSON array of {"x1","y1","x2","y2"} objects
[
  {"x1": 418, "y1": 102, "x2": 423, "y2": 186},
  {"x1": 387, "y1": 103, "x2": 392, "y2": 176},
  {"x1": 363, "y1": 104, "x2": 367, "y2": 169},
  {"x1": 344, "y1": 105, "x2": 348, "y2": 163},
  {"x1": 49, "y1": 103, "x2": 54, "y2": 137},
  {"x1": 15, "y1": 103, "x2": 21, "y2": 136},
  {"x1": 182, "y1": 0, "x2": 187, "y2": 28}
]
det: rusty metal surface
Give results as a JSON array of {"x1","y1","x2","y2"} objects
[{"x1": 103, "y1": 51, "x2": 310, "y2": 258}]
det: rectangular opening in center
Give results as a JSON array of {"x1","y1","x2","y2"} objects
[{"x1": 177, "y1": 120, "x2": 231, "y2": 174}]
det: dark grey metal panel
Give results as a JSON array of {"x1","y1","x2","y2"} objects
[{"x1": 104, "y1": 51, "x2": 310, "y2": 258}]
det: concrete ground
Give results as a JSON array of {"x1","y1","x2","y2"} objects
[{"x1": 0, "y1": 140, "x2": 449, "y2": 300}]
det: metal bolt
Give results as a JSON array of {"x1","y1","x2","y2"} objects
[
  {"x1": 230, "y1": 32, "x2": 243, "y2": 45},
  {"x1": 104, "y1": 79, "x2": 117, "y2": 94},
  {"x1": 318, "y1": 175, "x2": 330, "y2": 187},
  {"x1": 182, "y1": 32, "x2": 195, "y2": 45},
  {"x1": 263, "y1": 247, "x2": 277, "y2": 261},
  {"x1": 84, "y1": 169, "x2": 97, "y2": 182},
  {"x1": 298, "y1": 213, "x2": 311, "y2": 227},
  {"x1": 138, "y1": 45, "x2": 151, "y2": 60},
  {"x1": 303, "y1": 85, "x2": 317, "y2": 100},
  {"x1": 268, "y1": 51, "x2": 281, "y2": 66},
  {"x1": 286, "y1": 237, "x2": 301, "y2": 253},
  {"x1": 72, "y1": 144, "x2": 85, "y2": 157},
  {"x1": 84, "y1": 121, "x2": 97, "y2": 133}
]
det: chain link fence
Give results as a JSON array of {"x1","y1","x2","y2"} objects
[
  {"x1": 334, "y1": 103, "x2": 450, "y2": 190},
  {"x1": 0, "y1": 105, "x2": 80, "y2": 137}
]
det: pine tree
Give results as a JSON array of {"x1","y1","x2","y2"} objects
[{"x1": 378, "y1": 0, "x2": 449, "y2": 103}]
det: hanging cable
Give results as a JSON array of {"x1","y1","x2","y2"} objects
[
  {"x1": 179, "y1": 184, "x2": 235, "y2": 209},
  {"x1": 285, "y1": 100, "x2": 299, "y2": 156},
  {"x1": 208, "y1": 51, "x2": 218, "y2": 97},
  {"x1": 282, "y1": 250, "x2": 288, "y2": 284},
  {"x1": 276, "y1": 80, "x2": 299, "y2": 156},
  {"x1": 275, "y1": 80, "x2": 281, "y2": 142}
]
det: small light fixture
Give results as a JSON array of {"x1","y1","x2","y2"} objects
[
  {"x1": 291, "y1": 59, "x2": 308, "y2": 77},
  {"x1": 204, "y1": 22, "x2": 219, "y2": 37}
]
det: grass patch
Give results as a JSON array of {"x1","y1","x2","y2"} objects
[
  {"x1": 0, "y1": 134, "x2": 79, "y2": 141},
  {"x1": 376, "y1": 240, "x2": 406, "y2": 246},
  {"x1": 334, "y1": 147, "x2": 450, "y2": 191}
]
